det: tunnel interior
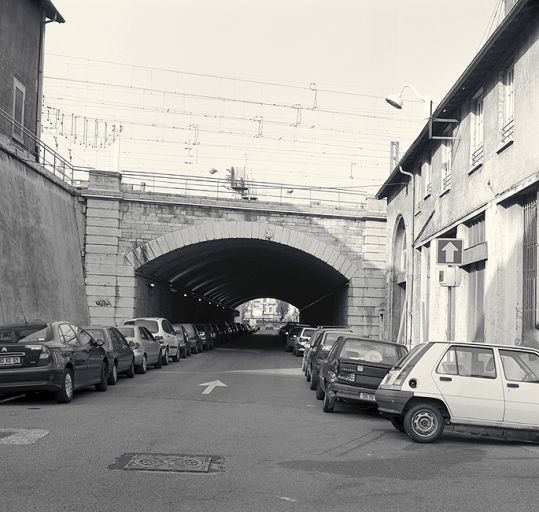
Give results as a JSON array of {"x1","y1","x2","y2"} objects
[{"x1": 135, "y1": 238, "x2": 350, "y2": 326}]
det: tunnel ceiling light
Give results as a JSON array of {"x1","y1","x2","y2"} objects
[
  {"x1": 148, "y1": 282, "x2": 156, "y2": 288},
  {"x1": 183, "y1": 293, "x2": 188, "y2": 297}
]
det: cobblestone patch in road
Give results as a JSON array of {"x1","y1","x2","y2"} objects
[{"x1": 110, "y1": 453, "x2": 224, "y2": 474}]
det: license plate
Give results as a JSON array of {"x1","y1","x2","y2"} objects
[
  {"x1": 359, "y1": 392, "x2": 375, "y2": 401},
  {"x1": 357, "y1": 365, "x2": 364, "y2": 371},
  {"x1": 0, "y1": 356, "x2": 21, "y2": 365}
]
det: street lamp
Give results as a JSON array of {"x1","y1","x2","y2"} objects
[{"x1": 386, "y1": 83, "x2": 432, "y2": 120}]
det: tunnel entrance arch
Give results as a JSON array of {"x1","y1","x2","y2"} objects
[{"x1": 124, "y1": 221, "x2": 358, "y2": 327}]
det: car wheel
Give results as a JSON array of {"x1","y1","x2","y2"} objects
[
  {"x1": 301, "y1": 359, "x2": 306, "y2": 372},
  {"x1": 162, "y1": 349, "x2": 169, "y2": 366},
  {"x1": 55, "y1": 368, "x2": 74, "y2": 403},
  {"x1": 107, "y1": 362, "x2": 118, "y2": 385},
  {"x1": 295, "y1": 350, "x2": 302, "y2": 358},
  {"x1": 390, "y1": 416, "x2": 405, "y2": 432},
  {"x1": 172, "y1": 349, "x2": 181, "y2": 362},
  {"x1": 305, "y1": 369, "x2": 311, "y2": 382},
  {"x1": 315, "y1": 380, "x2": 325, "y2": 400},
  {"x1": 154, "y1": 352, "x2": 163, "y2": 369},
  {"x1": 403, "y1": 403, "x2": 445, "y2": 443},
  {"x1": 95, "y1": 363, "x2": 108, "y2": 392},
  {"x1": 309, "y1": 370, "x2": 318, "y2": 391},
  {"x1": 187, "y1": 345, "x2": 192, "y2": 357},
  {"x1": 323, "y1": 391, "x2": 336, "y2": 413},
  {"x1": 126, "y1": 358, "x2": 135, "y2": 378},
  {"x1": 136, "y1": 355, "x2": 147, "y2": 374},
  {"x1": 292, "y1": 347, "x2": 296, "y2": 356}
]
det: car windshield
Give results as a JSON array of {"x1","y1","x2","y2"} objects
[
  {"x1": 302, "y1": 329, "x2": 316, "y2": 337},
  {"x1": 340, "y1": 339, "x2": 401, "y2": 365},
  {"x1": 0, "y1": 325, "x2": 48, "y2": 343},
  {"x1": 117, "y1": 327, "x2": 134, "y2": 338},
  {"x1": 85, "y1": 328, "x2": 105, "y2": 340},
  {"x1": 290, "y1": 327, "x2": 302, "y2": 336},
  {"x1": 127, "y1": 320, "x2": 158, "y2": 333}
]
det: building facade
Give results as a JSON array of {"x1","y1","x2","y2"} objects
[
  {"x1": 0, "y1": 0, "x2": 64, "y2": 148},
  {"x1": 377, "y1": 0, "x2": 539, "y2": 349}
]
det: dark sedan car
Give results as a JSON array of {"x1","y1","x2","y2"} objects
[
  {"x1": 84, "y1": 326, "x2": 135, "y2": 384},
  {"x1": 317, "y1": 336, "x2": 407, "y2": 413},
  {"x1": 305, "y1": 328, "x2": 353, "y2": 387},
  {"x1": 0, "y1": 321, "x2": 109, "y2": 403}
]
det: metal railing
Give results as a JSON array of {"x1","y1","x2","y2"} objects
[
  {"x1": 471, "y1": 145, "x2": 484, "y2": 167},
  {"x1": 118, "y1": 170, "x2": 369, "y2": 211},
  {"x1": 501, "y1": 118, "x2": 514, "y2": 145},
  {"x1": 0, "y1": 106, "x2": 78, "y2": 185}
]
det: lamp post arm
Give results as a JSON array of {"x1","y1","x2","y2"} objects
[{"x1": 399, "y1": 84, "x2": 432, "y2": 120}]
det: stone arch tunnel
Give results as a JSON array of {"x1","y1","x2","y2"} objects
[{"x1": 82, "y1": 171, "x2": 387, "y2": 336}]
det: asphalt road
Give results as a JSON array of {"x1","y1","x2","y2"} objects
[{"x1": 2, "y1": 331, "x2": 539, "y2": 512}]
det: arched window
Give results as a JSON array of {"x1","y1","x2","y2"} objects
[{"x1": 393, "y1": 217, "x2": 407, "y2": 273}]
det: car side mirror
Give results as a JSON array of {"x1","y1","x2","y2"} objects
[
  {"x1": 128, "y1": 341, "x2": 135, "y2": 347},
  {"x1": 95, "y1": 338, "x2": 105, "y2": 346}
]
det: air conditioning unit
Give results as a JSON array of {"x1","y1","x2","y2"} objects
[{"x1": 439, "y1": 267, "x2": 459, "y2": 287}]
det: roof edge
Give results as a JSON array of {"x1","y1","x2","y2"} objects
[
  {"x1": 375, "y1": 0, "x2": 531, "y2": 200},
  {"x1": 42, "y1": 0, "x2": 65, "y2": 23}
]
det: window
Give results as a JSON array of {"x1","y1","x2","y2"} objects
[
  {"x1": 500, "y1": 350, "x2": 539, "y2": 382},
  {"x1": 501, "y1": 65, "x2": 514, "y2": 145},
  {"x1": 74, "y1": 327, "x2": 93, "y2": 346},
  {"x1": 470, "y1": 92, "x2": 484, "y2": 168},
  {"x1": 441, "y1": 139, "x2": 452, "y2": 193},
  {"x1": 522, "y1": 194, "x2": 537, "y2": 338},
  {"x1": 436, "y1": 346, "x2": 496, "y2": 378},
  {"x1": 12, "y1": 78, "x2": 25, "y2": 142},
  {"x1": 59, "y1": 324, "x2": 78, "y2": 345},
  {"x1": 422, "y1": 156, "x2": 432, "y2": 197}
]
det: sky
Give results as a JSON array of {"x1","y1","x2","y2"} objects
[{"x1": 42, "y1": 0, "x2": 505, "y2": 194}]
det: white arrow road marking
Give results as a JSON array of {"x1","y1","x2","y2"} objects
[
  {"x1": 199, "y1": 380, "x2": 227, "y2": 395},
  {"x1": 442, "y1": 241, "x2": 459, "y2": 263}
]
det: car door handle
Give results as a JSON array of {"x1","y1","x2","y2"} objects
[
  {"x1": 439, "y1": 376, "x2": 452, "y2": 382},
  {"x1": 507, "y1": 383, "x2": 520, "y2": 388}
]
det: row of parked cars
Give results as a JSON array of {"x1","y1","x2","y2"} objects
[
  {"x1": 281, "y1": 322, "x2": 539, "y2": 444},
  {"x1": 0, "y1": 318, "x2": 254, "y2": 403}
]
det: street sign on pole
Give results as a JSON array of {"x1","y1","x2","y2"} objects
[{"x1": 436, "y1": 238, "x2": 463, "y2": 265}]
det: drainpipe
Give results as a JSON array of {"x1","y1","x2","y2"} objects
[{"x1": 399, "y1": 166, "x2": 415, "y2": 346}]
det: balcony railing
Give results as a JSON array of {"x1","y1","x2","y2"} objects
[
  {"x1": 501, "y1": 118, "x2": 514, "y2": 145},
  {"x1": 471, "y1": 145, "x2": 484, "y2": 167}
]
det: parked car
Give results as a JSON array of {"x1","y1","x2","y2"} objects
[
  {"x1": 116, "y1": 325, "x2": 162, "y2": 373},
  {"x1": 0, "y1": 321, "x2": 109, "y2": 403},
  {"x1": 84, "y1": 326, "x2": 135, "y2": 384},
  {"x1": 172, "y1": 325, "x2": 190, "y2": 357},
  {"x1": 317, "y1": 336, "x2": 407, "y2": 413},
  {"x1": 376, "y1": 341, "x2": 539, "y2": 443},
  {"x1": 306, "y1": 329, "x2": 354, "y2": 390},
  {"x1": 123, "y1": 317, "x2": 182, "y2": 364},
  {"x1": 292, "y1": 327, "x2": 317, "y2": 357},
  {"x1": 195, "y1": 324, "x2": 214, "y2": 350},
  {"x1": 177, "y1": 323, "x2": 203, "y2": 354},
  {"x1": 285, "y1": 325, "x2": 311, "y2": 352}
]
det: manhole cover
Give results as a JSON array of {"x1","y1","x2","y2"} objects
[{"x1": 111, "y1": 453, "x2": 223, "y2": 474}]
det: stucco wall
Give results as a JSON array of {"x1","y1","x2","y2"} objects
[
  {"x1": 0, "y1": 145, "x2": 89, "y2": 325},
  {"x1": 0, "y1": 0, "x2": 42, "y2": 139}
]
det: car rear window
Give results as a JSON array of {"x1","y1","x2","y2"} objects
[
  {"x1": 0, "y1": 325, "x2": 48, "y2": 343},
  {"x1": 302, "y1": 329, "x2": 316, "y2": 337},
  {"x1": 340, "y1": 339, "x2": 402, "y2": 365},
  {"x1": 117, "y1": 327, "x2": 134, "y2": 338},
  {"x1": 323, "y1": 332, "x2": 344, "y2": 347},
  {"x1": 290, "y1": 327, "x2": 302, "y2": 336},
  {"x1": 182, "y1": 324, "x2": 196, "y2": 336},
  {"x1": 127, "y1": 320, "x2": 159, "y2": 333},
  {"x1": 393, "y1": 342, "x2": 431, "y2": 369}
]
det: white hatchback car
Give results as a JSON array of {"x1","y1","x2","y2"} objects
[
  {"x1": 123, "y1": 317, "x2": 182, "y2": 364},
  {"x1": 376, "y1": 341, "x2": 539, "y2": 443}
]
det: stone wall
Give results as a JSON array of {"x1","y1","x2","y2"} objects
[
  {"x1": 0, "y1": 143, "x2": 89, "y2": 325},
  {"x1": 81, "y1": 171, "x2": 387, "y2": 335}
]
